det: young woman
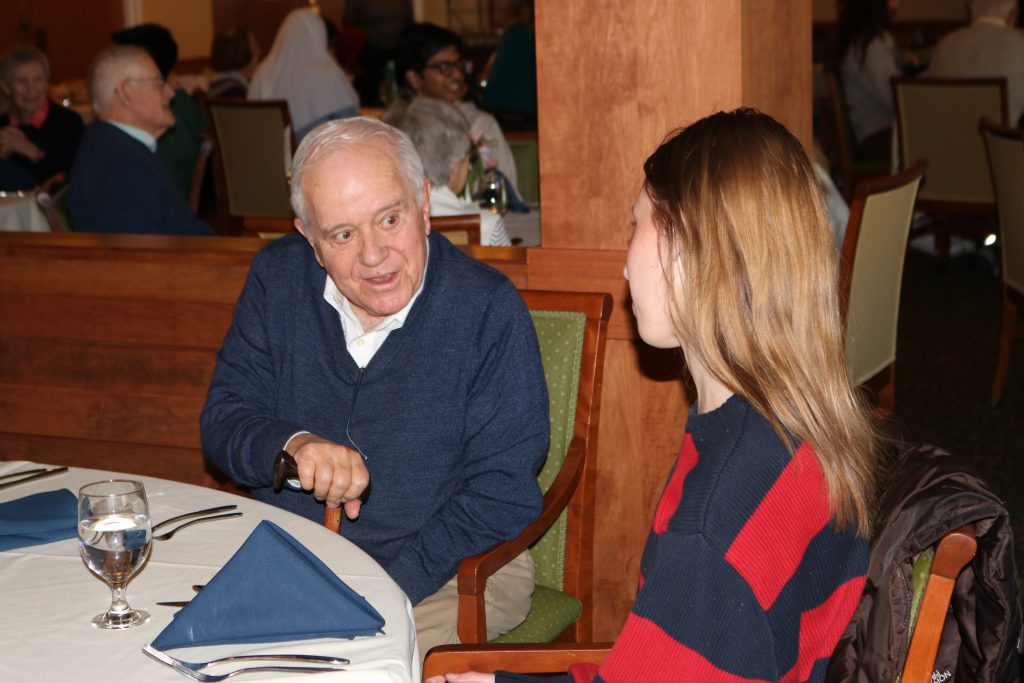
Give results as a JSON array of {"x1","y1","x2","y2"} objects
[{"x1": 428, "y1": 109, "x2": 878, "y2": 683}]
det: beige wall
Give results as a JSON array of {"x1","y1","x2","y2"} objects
[
  {"x1": 813, "y1": 0, "x2": 970, "y2": 22},
  {"x1": 127, "y1": 0, "x2": 215, "y2": 59}
]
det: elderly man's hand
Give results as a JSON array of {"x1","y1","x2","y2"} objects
[{"x1": 286, "y1": 433, "x2": 369, "y2": 519}]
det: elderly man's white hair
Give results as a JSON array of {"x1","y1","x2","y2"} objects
[
  {"x1": 971, "y1": 0, "x2": 1018, "y2": 18},
  {"x1": 290, "y1": 117, "x2": 426, "y2": 230},
  {"x1": 89, "y1": 45, "x2": 151, "y2": 115},
  {"x1": 394, "y1": 97, "x2": 472, "y2": 188}
]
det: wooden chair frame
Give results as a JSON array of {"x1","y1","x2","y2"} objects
[
  {"x1": 821, "y1": 68, "x2": 889, "y2": 203},
  {"x1": 980, "y1": 118, "x2": 1024, "y2": 404},
  {"x1": 891, "y1": 77, "x2": 1008, "y2": 260},
  {"x1": 205, "y1": 98, "x2": 296, "y2": 236},
  {"x1": 423, "y1": 642, "x2": 613, "y2": 679},
  {"x1": 839, "y1": 162, "x2": 927, "y2": 416}
]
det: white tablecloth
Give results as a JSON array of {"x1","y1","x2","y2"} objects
[
  {"x1": 0, "y1": 193, "x2": 49, "y2": 232},
  {"x1": 0, "y1": 462, "x2": 419, "y2": 683},
  {"x1": 503, "y1": 206, "x2": 540, "y2": 247}
]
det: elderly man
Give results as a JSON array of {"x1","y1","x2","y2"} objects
[
  {"x1": 927, "y1": 0, "x2": 1024, "y2": 127},
  {"x1": 393, "y1": 97, "x2": 512, "y2": 246},
  {"x1": 67, "y1": 45, "x2": 212, "y2": 235},
  {"x1": 0, "y1": 46, "x2": 84, "y2": 189},
  {"x1": 200, "y1": 117, "x2": 548, "y2": 655}
]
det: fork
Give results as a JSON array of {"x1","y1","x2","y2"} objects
[
  {"x1": 142, "y1": 645, "x2": 347, "y2": 681},
  {"x1": 152, "y1": 512, "x2": 243, "y2": 541}
]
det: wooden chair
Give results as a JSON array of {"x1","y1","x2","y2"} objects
[
  {"x1": 34, "y1": 172, "x2": 69, "y2": 232},
  {"x1": 821, "y1": 68, "x2": 891, "y2": 202},
  {"x1": 188, "y1": 136, "x2": 213, "y2": 215},
  {"x1": 891, "y1": 77, "x2": 1008, "y2": 259},
  {"x1": 205, "y1": 98, "x2": 296, "y2": 235},
  {"x1": 839, "y1": 162, "x2": 926, "y2": 416},
  {"x1": 979, "y1": 118, "x2": 1024, "y2": 404},
  {"x1": 430, "y1": 214, "x2": 481, "y2": 245},
  {"x1": 423, "y1": 642, "x2": 613, "y2": 679},
  {"x1": 322, "y1": 289, "x2": 612, "y2": 645}
]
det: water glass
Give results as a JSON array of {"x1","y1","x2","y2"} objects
[{"x1": 77, "y1": 479, "x2": 152, "y2": 629}]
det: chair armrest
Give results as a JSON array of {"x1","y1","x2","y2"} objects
[
  {"x1": 457, "y1": 435, "x2": 587, "y2": 597},
  {"x1": 423, "y1": 642, "x2": 613, "y2": 679}
]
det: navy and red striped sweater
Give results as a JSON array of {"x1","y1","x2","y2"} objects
[{"x1": 498, "y1": 394, "x2": 868, "y2": 683}]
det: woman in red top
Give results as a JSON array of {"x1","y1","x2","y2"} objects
[{"x1": 428, "y1": 109, "x2": 879, "y2": 683}]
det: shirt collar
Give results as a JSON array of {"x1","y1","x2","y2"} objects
[
  {"x1": 8, "y1": 99, "x2": 49, "y2": 128},
  {"x1": 322, "y1": 237, "x2": 431, "y2": 337},
  {"x1": 109, "y1": 121, "x2": 158, "y2": 153}
]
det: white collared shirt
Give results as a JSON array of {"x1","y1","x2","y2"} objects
[
  {"x1": 321, "y1": 239, "x2": 429, "y2": 368},
  {"x1": 109, "y1": 121, "x2": 157, "y2": 152}
]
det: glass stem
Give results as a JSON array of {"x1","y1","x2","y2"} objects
[{"x1": 109, "y1": 582, "x2": 129, "y2": 614}]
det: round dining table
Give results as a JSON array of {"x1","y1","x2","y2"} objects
[{"x1": 0, "y1": 461, "x2": 420, "y2": 683}]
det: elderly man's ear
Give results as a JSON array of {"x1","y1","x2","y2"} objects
[{"x1": 421, "y1": 179, "x2": 432, "y2": 234}]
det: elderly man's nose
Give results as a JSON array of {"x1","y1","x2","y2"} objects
[{"x1": 359, "y1": 232, "x2": 387, "y2": 265}]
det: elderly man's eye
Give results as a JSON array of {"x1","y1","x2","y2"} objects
[
  {"x1": 332, "y1": 229, "x2": 354, "y2": 242},
  {"x1": 382, "y1": 214, "x2": 399, "y2": 228}
]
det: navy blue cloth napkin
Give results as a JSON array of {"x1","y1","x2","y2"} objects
[
  {"x1": 152, "y1": 520, "x2": 385, "y2": 649},
  {"x1": 0, "y1": 489, "x2": 77, "y2": 551}
]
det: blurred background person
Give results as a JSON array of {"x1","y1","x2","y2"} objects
[
  {"x1": 344, "y1": 0, "x2": 412, "y2": 107},
  {"x1": 249, "y1": 9, "x2": 360, "y2": 142},
  {"x1": 0, "y1": 46, "x2": 84, "y2": 190},
  {"x1": 68, "y1": 45, "x2": 212, "y2": 236},
  {"x1": 113, "y1": 23, "x2": 208, "y2": 201},
  {"x1": 208, "y1": 28, "x2": 261, "y2": 99},
  {"x1": 833, "y1": 0, "x2": 915, "y2": 162},
  {"x1": 395, "y1": 97, "x2": 512, "y2": 246},
  {"x1": 926, "y1": 0, "x2": 1024, "y2": 128},
  {"x1": 481, "y1": 0, "x2": 537, "y2": 130},
  {"x1": 395, "y1": 22, "x2": 520, "y2": 201}
]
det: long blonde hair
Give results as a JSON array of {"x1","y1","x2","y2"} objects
[{"x1": 644, "y1": 109, "x2": 876, "y2": 535}]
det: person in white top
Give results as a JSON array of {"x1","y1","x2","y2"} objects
[
  {"x1": 926, "y1": 0, "x2": 1024, "y2": 128},
  {"x1": 395, "y1": 23, "x2": 520, "y2": 199},
  {"x1": 248, "y1": 9, "x2": 360, "y2": 141},
  {"x1": 393, "y1": 97, "x2": 511, "y2": 246}
]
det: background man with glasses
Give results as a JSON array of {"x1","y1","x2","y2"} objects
[
  {"x1": 201, "y1": 117, "x2": 548, "y2": 657},
  {"x1": 67, "y1": 45, "x2": 212, "y2": 235}
]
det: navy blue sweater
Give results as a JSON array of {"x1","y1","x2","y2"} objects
[
  {"x1": 67, "y1": 120, "x2": 212, "y2": 235},
  {"x1": 201, "y1": 232, "x2": 548, "y2": 603}
]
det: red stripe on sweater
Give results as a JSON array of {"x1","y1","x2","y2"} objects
[
  {"x1": 652, "y1": 435, "x2": 698, "y2": 535},
  {"x1": 724, "y1": 443, "x2": 831, "y2": 610},
  {"x1": 779, "y1": 576, "x2": 866, "y2": 682},
  {"x1": 599, "y1": 614, "x2": 770, "y2": 682},
  {"x1": 568, "y1": 662, "x2": 600, "y2": 682}
]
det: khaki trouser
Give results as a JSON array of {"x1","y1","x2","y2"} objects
[{"x1": 412, "y1": 549, "x2": 534, "y2": 663}]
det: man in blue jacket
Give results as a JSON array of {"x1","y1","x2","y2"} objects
[
  {"x1": 201, "y1": 116, "x2": 548, "y2": 656},
  {"x1": 67, "y1": 45, "x2": 212, "y2": 235}
]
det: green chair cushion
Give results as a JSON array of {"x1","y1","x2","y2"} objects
[{"x1": 490, "y1": 585, "x2": 582, "y2": 644}]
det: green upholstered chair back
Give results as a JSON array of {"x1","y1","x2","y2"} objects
[{"x1": 528, "y1": 309, "x2": 585, "y2": 591}]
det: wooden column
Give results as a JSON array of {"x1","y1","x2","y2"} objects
[{"x1": 529, "y1": 0, "x2": 811, "y2": 639}]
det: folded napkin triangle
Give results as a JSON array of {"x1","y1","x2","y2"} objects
[
  {"x1": 0, "y1": 489, "x2": 77, "y2": 551},
  {"x1": 152, "y1": 520, "x2": 384, "y2": 650}
]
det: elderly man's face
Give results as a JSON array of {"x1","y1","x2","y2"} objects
[
  {"x1": 297, "y1": 141, "x2": 431, "y2": 331},
  {"x1": 121, "y1": 55, "x2": 175, "y2": 137},
  {"x1": 4, "y1": 60, "x2": 48, "y2": 119}
]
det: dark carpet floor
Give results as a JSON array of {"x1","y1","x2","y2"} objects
[{"x1": 891, "y1": 247, "x2": 1024, "y2": 576}]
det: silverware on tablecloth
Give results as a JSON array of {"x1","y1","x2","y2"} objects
[
  {"x1": 152, "y1": 505, "x2": 238, "y2": 532},
  {"x1": 156, "y1": 584, "x2": 206, "y2": 607},
  {"x1": 142, "y1": 644, "x2": 347, "y2": 681},
  {"x1": 0, "y1": 466, "x2": 68, "y2": 491},
  {"x1": 152, "y1": 512, "x2": 243, "y2": 541}
]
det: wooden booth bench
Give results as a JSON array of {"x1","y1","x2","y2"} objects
[{"x1": 0, "y1": 231, "x2": 526, "y2": 489}]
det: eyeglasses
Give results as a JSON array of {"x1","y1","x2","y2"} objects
[
  {"x1": 124, "y1": 76, "x2": 166, "y2": 88},
  {"x1": 422, "y1": 59, "x2": 471, "y2": 77}
]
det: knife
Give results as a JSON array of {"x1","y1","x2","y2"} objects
[
  {"x1": 0, "y1": 467, "x2": 50, "y2": 481},
  {"x1": 0, "y1": 467, "x2": 69, "y2": 491},
  {"x1": 151, "y1": 504, "x2": 238, "y2": 532}
]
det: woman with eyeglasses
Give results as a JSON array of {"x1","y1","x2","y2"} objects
[
  {"x1": 425, "y1": 109, "x2": 877, "y2": 683},
  {"x1": 394, "y1": 22, "x2": 520, "y2": 200}
]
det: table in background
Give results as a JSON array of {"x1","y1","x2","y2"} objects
[
  {"x1": 503, "y1": 205, "x2": 540, "y2": 247},
  {"x1": 0, "y1": 461, "x2": 419, "y2": 683},
  {"x1": 0, "y1": 192, "x2": 48, "y2": 232}
]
